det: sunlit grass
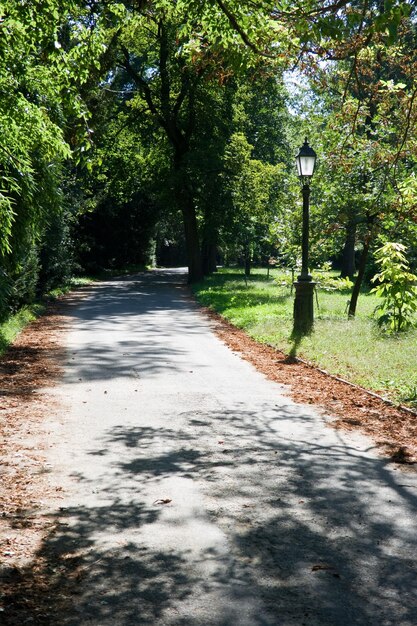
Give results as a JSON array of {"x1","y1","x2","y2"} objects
[
  {"x1": 193, "y1": 267, "x2": 417, "y2": 407},
  {"x1": 47, "y1": 276, "x2": 95, "y2": 299},
  {"x1": 0, "y1": 304, "x2": 45, "y2": 355}
]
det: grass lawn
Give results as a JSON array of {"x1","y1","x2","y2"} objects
[{"x1": 192, "y1": 267, "x2": 417, "y2": 408}]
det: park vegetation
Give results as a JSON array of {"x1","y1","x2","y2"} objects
[
  {"x1": 192, "y1": 266, "x2": 417, "y2": 407},
  {"x1": 1, "y1": 1, "x2": 417, "y2": 398}
]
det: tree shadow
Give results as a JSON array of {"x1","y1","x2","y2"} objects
[
  {"x1": 2, "y1": 502, "x2": 195, "y2": 626},
  {"x1": 286, "y1": 328, "x2": 304, "y2": 361},
  {"x1": 3, "y1": 270, "x2": 417, "y2": 625},
  {"x1": 4, "y1": 402, "x2": 416, "y2": 625}
]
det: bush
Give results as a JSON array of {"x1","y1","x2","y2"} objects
[
  {"x1": 0, "y1": 244, "x2": 41, "y2": 318},
  {"x1": 38, "y1": 210, "x2": 74, "y2": 293},
  {"x1": 371, "y1": 242, "x2": 417, "y2": 333},
  {"x1": 0, "y1": 268, "x2": 12, "y2": 321}
]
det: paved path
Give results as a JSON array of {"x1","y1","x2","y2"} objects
[{"x1": 43, "y1": 269, "x2": 417, "y2": 625}]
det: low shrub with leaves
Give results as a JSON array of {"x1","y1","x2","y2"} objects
[
  {"x1": 371, "y1": 242, "x2": 417, "y2": 333},
  {"x1": 310, "y1": 264, "x2": 353, "y2": 293},
  {"x1": 380, "y1": 379, "x2": 417, "y2": 407},
  {"x1": 313, "y1": 273, "x2": 354, "y2": 293}
]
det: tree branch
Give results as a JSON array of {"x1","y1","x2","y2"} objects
[
  {"x1": 158, "y1": 19, "x2": 171, "y2": 119},
  {"x1": 214, "y1": 0, "x2": 276, "y2": 58},
  {"x1": 391, "y1": 86, "x2": 417, "y2": 182},
  {"x1": 120, "y1": 45, "x2": 162, "y2": 122}
]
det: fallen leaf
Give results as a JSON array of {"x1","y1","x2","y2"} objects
[{"x1": 312, "y1": 564, "x2": 331, "y2": 571}]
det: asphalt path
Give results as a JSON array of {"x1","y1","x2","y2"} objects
[{"x1": 44, "y1": 269, "x2": 417, "y2": 625}]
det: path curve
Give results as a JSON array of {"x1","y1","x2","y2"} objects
[{"x1": 43, "y1": 269, "x2": 417, "y2": 625}]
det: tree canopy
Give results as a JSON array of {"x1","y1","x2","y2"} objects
[{"x1": 1, "y1": 0, "x2": 417, "y2": 315}]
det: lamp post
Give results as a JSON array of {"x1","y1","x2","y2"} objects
[{"x1": 293, "y1": 138, "x2": 317, "y2": 335}]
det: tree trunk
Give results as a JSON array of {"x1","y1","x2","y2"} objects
[
  {"x1": 244, "y1": 244, "x2": 251, "y2": 277},
  {"x1": 181, "y1": 200, "x2": 203, "y2": 283},
  {"x1": 340, "y1": 218, "x2": 357, "y2": 280},
  {"x1": 202, "y1": 239, "x2": 217, "y2": 275},
  {"x1": 122, "y1": 21, "x2": 203, "y2": 283},
  {"x1": 174, "y1": 150, "x2": 203, "y2": 284},
  {"x1": 348, "y1": 234, "x2": 371, "y2": 318}
]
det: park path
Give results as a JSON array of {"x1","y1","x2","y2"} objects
[{"x1": 42, "y1": 269, "x2": 417, "y2": 625}]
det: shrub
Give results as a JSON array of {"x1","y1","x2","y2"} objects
[{"x1": 371, "y1": 242, "x2": 417, "y2": 333}]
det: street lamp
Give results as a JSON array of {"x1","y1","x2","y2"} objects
[{"x1": 293, "y1": 138, "x2": 317, "y2": 335}]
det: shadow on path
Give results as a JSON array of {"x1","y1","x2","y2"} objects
[
  {"x1": 5, "y1": 403, "x2": 417, "y2": 625},
  {"x1": 3, "y1": 271, "x2": 417, "y2": 625}
]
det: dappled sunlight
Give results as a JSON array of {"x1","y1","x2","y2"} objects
[
  {"x1": 5, "y1": 270, "x2": 417, "y2": 626},
  {"x1": 37, "y1": 399, "x2": 417, "y2": 625},
  {"x1": 61, "y1": 271, "x2": 213, "y2": 385},
  {"x1": 194, "y1": 268, "x2": 417, "y2": 405}
]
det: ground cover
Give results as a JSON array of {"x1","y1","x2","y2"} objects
[
  {"x1": 0, "y1": 287, "x2": 94, "y2": 624},
  {"x1": 193, "y1": 267, "x2": 417, "y2": 408}
]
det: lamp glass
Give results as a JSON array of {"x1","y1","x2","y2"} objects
[
  {"x1": 296, "y1": 155, "x2": 315, "y2": 177},
  {"x1": 295, "y1": 138, "x2": 317, "y2": 179}
]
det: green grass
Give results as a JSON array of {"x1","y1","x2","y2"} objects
[
  {"x1": 0, "y1": 304, "x2": 45, "y2": 355},
  {"x1": 193, "y1": 267, "x2": 417, "y2": 407},
  {"x1": 46, "y1": 275, "x2": 95, "y2": 299}
]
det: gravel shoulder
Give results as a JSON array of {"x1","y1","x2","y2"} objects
[{"x1": 1, "y1": 270, "x2": 417, "y2": 625}]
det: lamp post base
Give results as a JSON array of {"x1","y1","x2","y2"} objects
[{"x1": 293, "y1": 280, "x2": 315, "y2": 335}]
